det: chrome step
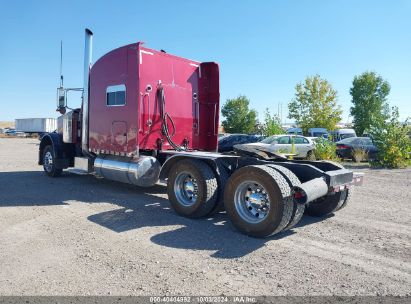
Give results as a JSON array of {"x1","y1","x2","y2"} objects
[{"x1": 68, "y1": 168, "x2": 89, "y2": 175}]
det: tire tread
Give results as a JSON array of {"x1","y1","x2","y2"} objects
[
  {"x1": 254, "y1": 165, "x2": 294, "y2": 236},
  {"x1": 224, "y1": 164, "x2": 294, "y2": 237},
  {"x1": 208, "y1": 160, "x2": 230, "y2": 215},
  {"x1": 167, "y1": 159, "x2": 218, "y2": 218},
  {"x1": 266, "y1": 164, "x2": 305, "y2": 230}
]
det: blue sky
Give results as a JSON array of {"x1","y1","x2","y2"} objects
[{"x1": 1, "y1": 0, "x2": 410, "y2": 123}]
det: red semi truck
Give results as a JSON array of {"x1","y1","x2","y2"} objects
[{"x1": 39, "y1": 29, "x2": 363, "y2": 237}]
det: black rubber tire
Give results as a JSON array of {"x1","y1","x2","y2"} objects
[
  {"x1": 335, "y1": 188, "x2": 352, "y2": 211},
  {"x1": 306, "y1": 150, "x2": 316, "y2": 160},
  {"x1": 208, "y1": 160, "x2": 230, "y2": 216},
  {"x1": 305, "y1": 190, "x2": 348, "y2": 217},
  {"x1": 43, "y1": 145, "x2": 62, "y2": 177},
  {"x1": 266, "y1": 164, "x2": 305, "y2": 230},
  {"x1": 304, "y1": 161, "x2": 352, "y2": 215},
  {"x1": 167, "y1": 159, "x2": 218, "y2": 218},
  {"x1": 224, "y1": 165, "x2": 294, "y2": 238}
]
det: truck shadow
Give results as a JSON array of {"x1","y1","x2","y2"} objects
[
  {"x1": 0, "y1": 170, "x2": 166, "y2": 206},
  {"x1": 0, "y1": 170, "x2": 329, "y2": 259},
  {"x1": 147, "y1": 213, "x2": 334, "y2": 259}
]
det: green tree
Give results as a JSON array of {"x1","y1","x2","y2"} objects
[
  {"x1": 369, "y1": 107, "x2": 410, "y2": 168},
  {"x1": 288, "y1": 75, "x2": 342, "y2": 133},
  {"x1": 350, "y1": 71, "x2": 390, "y2": 136},
  {"x1": 262, "y1": 108, "x2": 283, "y2": 136},
  {"x1": 221, "y1": 95, "x2": 257, "y2": 134}
]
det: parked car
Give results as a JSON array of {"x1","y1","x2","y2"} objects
[
  {"x1": 336, "y1": 137, "x2": 377, "y2": 161},
  {"x1": 307, "y1": 128, "x2": 328, "y2": 138},
  {"x1": 286, "y1": 127, "x2": 303, "y2": 135},
  {"x1": 7, "y1": 130, "x2": 28, "y2": 137},
  {"x1": 15, "y1": 131, "x2": 28, "y2": 137},
  {"x1": 243, "y1": 134, "x2": 315, "y2": 158},
  {"x1": 330, "y1": 129, "x2": 356, "y2": 142},
  {"x1": 218, "y1": 134, "x2": 260, "y2": 152},
  {"x1": 4, "y1": 128, "x2": 16, "y2": 135},
  {"x1": 3, "y1": 129, "x2": 29, "y2": 137}
]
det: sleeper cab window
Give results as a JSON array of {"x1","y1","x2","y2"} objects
[{"x1": 106, "y1": 84, "x2": 126, "y2": 106}]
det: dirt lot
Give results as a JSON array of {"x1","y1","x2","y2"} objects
[{"x1": 0, "y1": 138, "x2": 410, "y2": 296}]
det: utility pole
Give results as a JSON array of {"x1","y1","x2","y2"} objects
[
  {"x1": 277, "y1": 102, "x2": 283, "y2": 124},
  {"x1": 281, "y1": 103, "x2": 283, "y2": 124}
]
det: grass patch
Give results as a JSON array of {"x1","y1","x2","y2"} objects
[
  {"x1": 352, "y1": 148, "x2": 368, "y2": 163},
  {"x1": 0, "y1": 121, "x2": 14, "y2": 129}
]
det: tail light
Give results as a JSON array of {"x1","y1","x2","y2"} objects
[{"x1": 337, "y1": 145, "x2": 349, "y2": 149}]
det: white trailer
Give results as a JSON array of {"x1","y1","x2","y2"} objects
[{"x1": 15, "y1": 118, "x2": 57, "y2": 133}]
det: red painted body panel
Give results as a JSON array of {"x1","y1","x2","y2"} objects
[{"x1": 88, "y1": 43, "x2": 219, "y2": 155}]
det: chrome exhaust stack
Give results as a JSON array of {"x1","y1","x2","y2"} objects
[{"x1": 81, "y1": 28, "x2": 93, "y2": 155}]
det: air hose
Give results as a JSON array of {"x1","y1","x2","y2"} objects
[{"x1": 157, "y1": 84, "x2": 186, "y2": 151}]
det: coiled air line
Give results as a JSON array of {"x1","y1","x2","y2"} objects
[{"x1": 157, "y1": 83, "x2": 186, "y2": 151}]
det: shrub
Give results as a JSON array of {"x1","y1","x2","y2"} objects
[
  {"x1": 369, "y1": 107, "x2": 411, "y2": 168},
  {"x1": 352, "y1": 147, "x2": 368, "y2": 162},
  {"x1": 313, "y1": 138, "x2": 339, "y2": 161}
]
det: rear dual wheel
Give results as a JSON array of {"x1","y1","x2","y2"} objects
[
  {"x1": 266, "y1": 164, "x2": 305, "y2": 231},
  {"x1": 224, "y1": 165, "x2": 295, "y2": 238},
  {"x1": 168, "y1": 161, "x2": 306, "y2": 238},
  {"x1": 304, "y1": 160, "x2": 352, "y2": 217},
  {"x1": 305, "y1": 189, "x2": 352, "y2": 217},
  {"x1": 167, "y1": 159, "x2": 218, "y2": 218}
]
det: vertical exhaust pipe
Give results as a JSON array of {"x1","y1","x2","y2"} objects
[{"x1": 82, "y1": 28, "x2": 93, "y2": 155}]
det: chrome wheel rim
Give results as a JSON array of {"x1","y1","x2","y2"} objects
[
  {"x1": 174, "y1": 172, "x2": 199, "y2": 206},
  {"x1": 234, "y1": 181, "x2": 270, "y2": 223},
  {"x1": 44, "y1": 151, "x2": 53, "y2": 172}
]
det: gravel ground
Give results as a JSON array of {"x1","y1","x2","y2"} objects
[{"x1": 0, "y1": 138, "x2": 410, "y2": 296}]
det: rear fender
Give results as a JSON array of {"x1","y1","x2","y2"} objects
[
  {"x1": 265, "y1": 161, "x2": 353, "y2": 186},
  {"x1": 159, "y1": 153, "x2": 236, "y2": 180}
]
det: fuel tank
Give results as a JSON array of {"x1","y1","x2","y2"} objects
[{"x1": 94, "y1": 155, "x2": 161, "y2": 187}]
